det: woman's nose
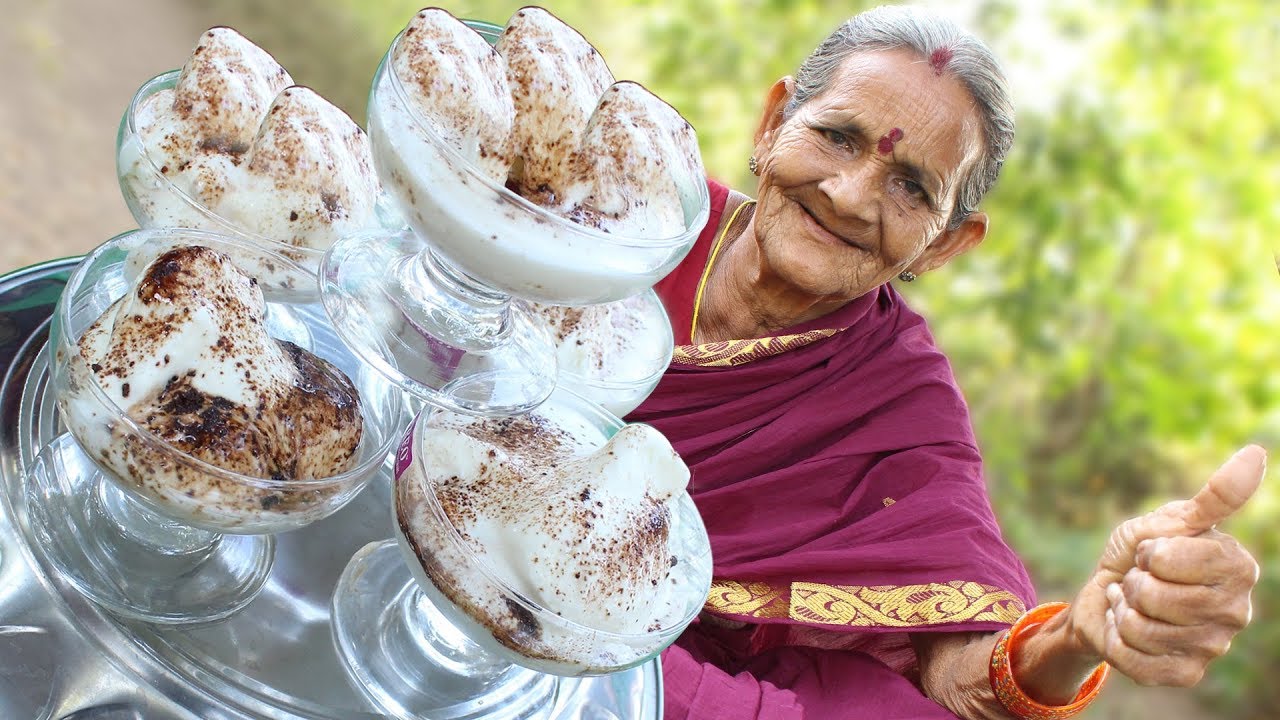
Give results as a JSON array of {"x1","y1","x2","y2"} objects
[{"x1": 818, "y1": 160, "x2": 880, "y2": 222}]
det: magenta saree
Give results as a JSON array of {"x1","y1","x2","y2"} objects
[{"x1": 629, "y1": 180, "x2": 1035, "y2": 718}]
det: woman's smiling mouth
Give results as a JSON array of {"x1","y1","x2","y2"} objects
[{"x1": 798, "y1": 201, "x2": 867, "y2": 251}]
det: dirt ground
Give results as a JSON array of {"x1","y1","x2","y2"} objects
[
  {"x1": 0, "y1": 0, "x2": 376, "y2": 275},
  {"x1": 0, "y1": 1, "x2": 1234, "y2": 718},
  {"x1": 0, "y1": 0, "x2": 198, "y2": 273}
]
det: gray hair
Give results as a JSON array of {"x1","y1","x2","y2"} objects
[{"x1": 787, "y1": 5, "x2": 1014, "y2": 230}]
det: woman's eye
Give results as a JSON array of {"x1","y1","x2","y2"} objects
[
  {"x1": 821, "y1": 128, "x2": 853, "y2": 149},
  {"x1": 900, "y1": 178, "x2": 927, "y2": 200}
]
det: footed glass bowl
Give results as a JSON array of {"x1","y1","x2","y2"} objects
[
  {"x1": 116, "y1": 71, "x2": 397, "y2": 301},
  {"x1": 330, "y1": 388, "x2": 710, "y2": 718},
  {"x1": 535, "y1": 290, "x2": 674, "y2": 418},
  {"x1": 30, "y1": 227, "x2": 403, "y2": 624},
  {"x1": 321, "y1": 19, "x2": 707, "y2": 415}
]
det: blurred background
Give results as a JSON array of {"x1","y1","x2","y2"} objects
[{"x1": 1, "y1": 0, "x2": 1276, "y2": 717}]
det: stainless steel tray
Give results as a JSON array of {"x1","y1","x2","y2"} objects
[{"x1": 0, "y1": 257, "x2": 662, "y2": 719}]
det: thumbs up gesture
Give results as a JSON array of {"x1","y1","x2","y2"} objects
[{"x1": 1067, "y1": 445, "x2": 1265, "y2": 687}]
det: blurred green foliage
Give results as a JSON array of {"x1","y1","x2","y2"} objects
[
  {"x1": 912, "y1": 4, "x2": 1280, "y2": 713},
  {"x1": 203, "y1": 0, "x2": 1279, "y2": 714}
]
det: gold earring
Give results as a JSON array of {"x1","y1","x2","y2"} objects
[{"x1": 748, "y1": 156, "x2": 759, "y2": 175}]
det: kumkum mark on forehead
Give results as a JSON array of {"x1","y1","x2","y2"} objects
[
  {"x1": 877, "y1": 127, "x2": 904, "y2": 155},
  {"x1": 929, "y1": 47, "x2": 954, "y2": 76}
]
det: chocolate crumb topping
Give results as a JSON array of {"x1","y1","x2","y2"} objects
[
  {"x1": 504, "y1": 597, "x2": 542, "y2": 640},
  {"x1": 75, "y1": 244, "x2": 365, "y2": 518}
]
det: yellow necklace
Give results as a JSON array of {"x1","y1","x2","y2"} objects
[{"x1": 689, "y1": 199, "x2": 755, "y2": 343}]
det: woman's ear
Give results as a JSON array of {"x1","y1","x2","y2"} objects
[
  {"x1": 909, "y1": 212, "x2": 988, "y2": 276},
  {"x1": 753, "y1": 76, "x2": 796, "y2": 154}
]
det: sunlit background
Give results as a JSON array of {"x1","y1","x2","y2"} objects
[{"x1": 1, "y1": 0, "x2": 1276, "y2": 717}]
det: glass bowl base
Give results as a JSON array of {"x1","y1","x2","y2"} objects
[
  {"x1": 331, "y1": 540, "x2": 566, "y2": 720},
  {"x1": 24, "y1": 433, "x2": 274, "y2": 625},
  {"x1": 321, "y1": 230, "x2": 557, "y2": 418}
]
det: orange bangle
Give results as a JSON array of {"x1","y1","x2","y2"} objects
[{"x1": 989, "y1": 602, "x2": 1110, "y2": 720}]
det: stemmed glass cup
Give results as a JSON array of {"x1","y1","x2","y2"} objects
[
  {"x1": 330, "y1": 388, "x2": 712, "y2": 719},
  {"x1": 319, "y1": 21, "x2": 708, "y2": 417},
  {"x1": 26, "y1": 228, "x2": 404, "y2": 624}
]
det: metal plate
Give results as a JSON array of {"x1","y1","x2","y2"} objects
[{"x1": 0, "y1": 258, "x2": 662, "y2": 719}]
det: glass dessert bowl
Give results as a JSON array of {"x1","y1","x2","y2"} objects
[
  {"x1": 27, "y1": 228, "x2": 403, "y2": 624},
  {"x1": 320, "y1": 18, "x2": 709, "y2": 416},
  {"x1": 116, "y1": 69, "x2": 394, "y2": 302},
  {"x1": 331, "y1": 387, "x2": 712, "y2": 719}
]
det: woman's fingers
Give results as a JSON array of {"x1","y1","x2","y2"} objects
[
  {"x1": 1137, "y1": 533, "x2": 1257, "y2": 586},
  {"x1": 1107, "y1": 581, "x2": 1238, "y2": 658},
  {"x1": 1120, "y1": 568, "x2": 1252, "y2": 630},
  {"x1": 1125, "y1": 535, "x2": 1257, "y2": 628},
  {"x1": 1098, "y1": 541, "x2": 1257, "y2": 686},
  {"x1": 1118, "y1": 570, "x2": 1232, "y2": 628},
  {"x1": 1103, "y1": 604, "x2": 1211, "y2": 687}
]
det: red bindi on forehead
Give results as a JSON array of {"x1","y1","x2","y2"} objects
[
  {"x1": 877, "y1": 127, "x2": 904, "y2": 155},
  {"x1": 929, "y1": 47, "x2": 954, "y2": 76}
]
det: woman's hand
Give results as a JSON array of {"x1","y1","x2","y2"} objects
[{"x1": 1066, "y1": 445, "x2": 1264, "y2": 687}]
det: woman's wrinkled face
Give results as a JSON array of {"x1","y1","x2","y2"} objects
[{"x1": 752, "y1": 47, "x2": 986, "y2": 299}]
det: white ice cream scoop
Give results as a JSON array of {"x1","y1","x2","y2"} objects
[
  {"x1": 78, "y1": 244, "x2": 363, "y2": 485},
  {"x1": 498, "y1": 6, "x2": 614, "y2": 197},
  {"x1": 141, "y1": 27, "x2": 292, "y2": 175},
  {"x1": 404, "y1": 407, "x2": 690, "y2": 637},
  {"x1": 212, "y1": 86, "x2": 381, "y2": 253},
  {"x1": 391, "y1": 8, "x2": 516, "y2": 183},
  {"x1": 571, "y1": 81, "x2": 707, "y2": 238}
]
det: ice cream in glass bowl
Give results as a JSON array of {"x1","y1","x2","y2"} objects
[
  {"x1": 321, "y1": 9, "x2": 708, "y2": 416},
  {"x1": 532, "y1": 290, "x2": 674, "y2": 418},
  {"x1": 331, "y1": 386, "x2": 712, "y2": 719},
  {"x1": 26, "y1": 228, "x2": 403, "y2": 624},
  {"x1": 116, "y1": 27, "x2": 388, "y2": 302}
]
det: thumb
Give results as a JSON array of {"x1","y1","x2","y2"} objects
[
  {"x1": 1174, "y1": 444, "x2": 1266, "y2": 533},
  {"x1": 1097, "y1": 445, "x2": 1266, "y2": 577}
]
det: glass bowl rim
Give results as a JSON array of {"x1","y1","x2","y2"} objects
[
  {"x1": 55, "y1": 227, "x2": 402, "y2": 492},
  {"x1": 374, "y1": 18, "x2": 711, "y2": 252}
]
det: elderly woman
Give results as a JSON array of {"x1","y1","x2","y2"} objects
[{"x1": 627, "y1": 6, "x2": 1263, "y2": 719}]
